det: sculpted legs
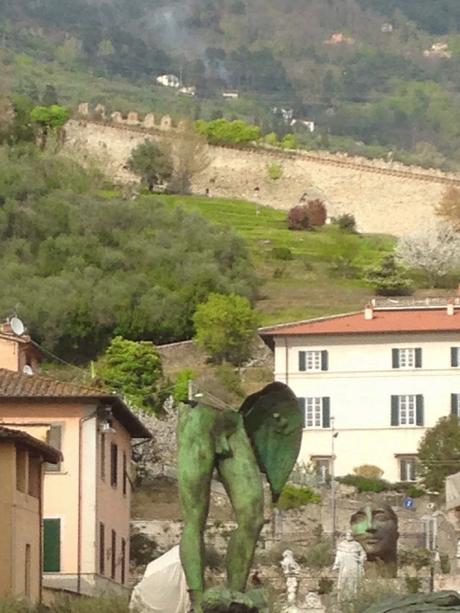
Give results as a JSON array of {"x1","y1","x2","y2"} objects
[
  {"x1": 177, "y1": 406, "x2": 216, "y2": 608},
  {"x1": 217, "y1": 419, "x2": 264, "y2": 592}
]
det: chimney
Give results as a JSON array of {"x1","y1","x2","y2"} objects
[
  {"x1": 364, "y1": 304, "x2": 374, "y2": 320},
  {"x1": 447, "y1": 299, "x2": 455, "y2": 316}
]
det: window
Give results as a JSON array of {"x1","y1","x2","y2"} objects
[
  {"x1": 121, "y1": 538, "x2": 126, "y2": 585},
  {"x1": 312, "y1": 457, "x2": 331, "y2": 484},
  {"x1": 110, "y1": 443, "x2": 118, "y2": 488},
  {"x1": 392, "y1": 348, "x2": 422, "y2": 369},
  {"x1": 45, "y1": 425, "x2": 62, "y2": 472},
  {"x1": 452, "y1": 394, "x2": 460, "y2": 417},
  {"x1": 99, "y1": 523, "x2": 105, "y2": 575},
  {"x1": 452, "y1": 348, "x2": 460, "y2": 368},
  {"x1": 298, "y1": 397, "x2": 331, "y2": 428},
  {"x1": 25, "y1": 544, "x2": 31, "y2": 598},
  {"x1": 100, "y1": 433, "x2": 106, "y2": 482},
  {"x1": 298, "y1": 350, "x2": 328, "y2": 372},
  {"x1": 16, "y1": 446, "x2": 27, "y2": 492},
  {"x1": 391, "y1": 395, "x2": 424, "y2": 427},
  {"x1": 122, "y1": 452, "x2": 127, "y2": 496},
  {"x1": 28, "y1": 454, "x2": 41, "y2": 498},
  {"x1": 43, "y1": 519, "x2": 61, "y2": 572},
  {"x1": 399, "y1": 457, "x2": 417, "y2": 482},
  {"x1": 111, "y1": 530, "x2": 116, "y2": 580}
]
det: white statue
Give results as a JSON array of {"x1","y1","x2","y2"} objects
[
  {"x1": 281, "y1": 550, "x2": 300, "y2": 608},
  {"x1": 332, "y1": 531, "x2": 367, "y2": 601}
]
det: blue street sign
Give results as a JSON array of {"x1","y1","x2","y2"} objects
[{"x1": 404, "y1": 497, "x2": 414, "y2": 510}]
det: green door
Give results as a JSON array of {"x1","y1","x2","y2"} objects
[{"x1": 43, "y1": 519, "x2": 61, "y2": 572}]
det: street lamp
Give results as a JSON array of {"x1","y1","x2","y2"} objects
[{"x1": 331, "y1": 417, "x2": 339, "y2": 552}]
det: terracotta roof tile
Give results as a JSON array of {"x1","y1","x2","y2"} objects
[
  {"x1": 260, "y1": 307, "x2": 460, "y2": 339},
  {"x1": 0, "y1": 369, "x2": 151, "y2": 439},
  {"x1": 0, "y1": 425, "x2": 62, "y2": 464}
]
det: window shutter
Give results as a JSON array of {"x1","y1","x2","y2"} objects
[
  {"x1": 392, "y1": 349, "x2": 399, "y2": 369},
  {"x1": 415, "y1": 348, "x2": 422, "y2": 368},
  {"x1": 416, "y1": 395, "x2": 424, "y2": 426},
  {"x1": 391, "y1": 396, "x2": 399, "y2": 426},
  {"x1": 322, "y1": 397, "x2": 331, "y2": 428},
  {"x1": 452, "y1": 348, "x2": 459, "y2": 368},
  {"x1": 399, "y1": 459, "x2": 406, "y2": 482},
  {"x1": 321, "y1": 350, "x2": 328, "y2": 371},
  {"x1": 298, "y1": 398, "x2": 306, "y2": 426},
  {"x1": 452, "y1": 394, "x2": 459, "y2": 417},
  {"x1": 43, "y1": 519, "x2": 61, "y2": 572},
  {"x1": 298, "y1": 351, "x2": 306, "y2": 371}
]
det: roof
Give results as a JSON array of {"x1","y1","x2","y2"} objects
[
  {"x1": 0, "y1": 425, "x2": 62, "y2": 464},
  {"x1": 259, "y1": 307, "x2": 460, "y2": 347},
  {"x1": 0, "y1": 369, "x2": 151, "y2": 439}
]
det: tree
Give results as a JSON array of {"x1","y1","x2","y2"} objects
[
  {"x1": 193, "y1": 293, "x2": 259, "y2": 365},
  {"x1": 417, "y1": 416, "x2": 460, "y2": 492},
  {"x1": 96, "y1": 336, "x2": 165, "y2": 414},
  {"x1": 396, "y1": 224, "x2": 460, "y2": 287},
  {"x1": 305, "y1": 199, "x2": 327, "y2": 227},
  {"x1": 366, "y1": 255, "x2": 414, "y2": 296},
  {"x1": 169, "y1": 123, "x2": 210, "y2": 194},
  {"x1": 42, "y1": 84, "x2": 58, "y2": 106},
  {"x1": 30, "y1": 104, "x2": 70, "y2": 149},
  {"x1": 128, "y1": 139, "x2": 174, "y2": 191},
  {"x1": 287, "y1": 205, "x2": 311, "y2": 230},
  {"x1": 437, "y1": 186, "x2": 460, "y2": 231}
]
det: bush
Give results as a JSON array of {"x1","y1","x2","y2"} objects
[
  {"x1": 353, "y1": 465, "x2": 384, "y2": 479},
  {"x1": 267, "y1": 161, "x2": 283, "y2": 180},
  {"x1": 172, "y1": 369, "x2": 195, "y2": 403},
  {"x1": 276, "y1": 484, "x2": 321, "y2": 509},
  {"x1": 215, "y1": 361, "x2": 244, "y2": 397},
  {"x1": 399, "y1": 548, "x2": 430, "y2": 570},
  {"x1": 336, "y1": 474, "x2": 390, "y2": 493},
  {"x1": 392, "y1": 482, "x2": 425, "y2": 498},
  {"x1": 405, "y1": 576, "x2": 422, "y2": 594},
  {"x1": 305, "y1": 199, "x2": 327, "y2": 227},
  {"x1": 281, "y1": 133, "x2": 298, "y2": 149},
  {"x1": 287, "y1": 204, "x2": 311, "y2": 230},
  {"x1": 195, "y1": 118, "x2": 261, "y2": 146},
  {"x1": 271, "y1": 246, "x2": 293, "y2": 261},
  {"x1": 336, "y1": 213, "x2": 357, "y2": 233},
  {"x1": 130, "y1": 529, "x2": 159, "y2": 567},
  {"x1": 304, "y1": 540, "x2": 333, "y2": 569},
  {"x1": 318, "y1": 576, "x2": 334, "y2": 595}
]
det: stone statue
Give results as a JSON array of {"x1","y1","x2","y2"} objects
[
  {"x1": 280, "y1": 550, "x2": 300, "y2": 607},
  {"x1": 350, "y1": 504, "x2": 399, "y2": 578},
  {"x1": 332, "y1": 531, "x2": 366, "y2": 601},
  {"x1": 177, "y1": 382, "x2": 303, "y2": 612}
]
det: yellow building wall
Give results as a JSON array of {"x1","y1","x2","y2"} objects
[
  {"x1": 96, "y1": 418, "x2": 131, "y2": 585},
  {"x1": 0, "y1": 403, "x2": 85, "y2": 575},
  {"x1": 0, "y1": 442, "x2": 43, "y2": 603},
  {"x1": 0, "y1": 337, "x2": 19, "y2": 371}
]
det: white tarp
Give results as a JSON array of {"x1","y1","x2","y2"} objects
[
  {"x1": 446, "y1": 471, "x2": 460, "y2": 511},
  {"x1": 129, "y1": 545, "x2": 190, "y2": 613}
]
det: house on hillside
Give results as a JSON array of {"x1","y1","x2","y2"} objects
[
  {"x1": 0, "y1": 320, "x2": 43, "y2": 374},
  {"x1": 0, "y1": 426, "x2": 61, "y2": 603},
  {"x1": 0, "y1": 368, "x2": 151, "y2": 596},
  {"x1": 260, "y1": 300, "x2": 460, "y2": 483}
]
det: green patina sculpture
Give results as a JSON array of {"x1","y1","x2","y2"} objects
[
  {"x1": 350, "y1": 503, "x2": 399, "y2": 578},
  {"x1": 177, "y1": 382, "x2": 302, "y2": 612}
]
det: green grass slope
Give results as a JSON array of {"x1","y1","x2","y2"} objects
[{"x1": 144, "y1": 194, "x2": 394, "y2": 325}]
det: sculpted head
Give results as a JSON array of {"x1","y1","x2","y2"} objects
[{"x1": 350, "y1": 504, "x2": 398, "y2": 574}]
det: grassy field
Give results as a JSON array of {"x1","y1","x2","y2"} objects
[{"x1": 144, "y1": 194, "x2": 395, "y2": 325}]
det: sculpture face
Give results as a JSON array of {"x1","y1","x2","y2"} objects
[{"x1": 350, "y1": 504, "x2": 398, "y2": 563}]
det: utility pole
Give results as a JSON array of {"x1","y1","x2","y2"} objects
[{"x1": 331, "y1": 417, "x2": 339, "y2": 553}]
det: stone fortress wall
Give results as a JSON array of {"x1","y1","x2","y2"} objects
[{"x1": 67, "y1": 103, "x2": 460, "y2": 236}]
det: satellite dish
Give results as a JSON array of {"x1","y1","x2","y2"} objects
[
  {"x1": 23, "y1": 365, "x2": 33, "y2": 376},
  {"x1": 10, "y1": 317, "x2": 25, "y2": 336}
]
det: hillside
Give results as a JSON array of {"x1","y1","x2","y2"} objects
[{"x1": 3, "y1": 0, "x2": 460, "y2": 165}]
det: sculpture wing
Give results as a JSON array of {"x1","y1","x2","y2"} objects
[{"x1": 239, "y1": 382, "x2": 303, "y2": 502}]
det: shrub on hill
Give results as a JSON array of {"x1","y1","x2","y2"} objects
[
  {"x1": 276, "y1": 483, "x2": 321, "y2": 509},
  {"x1": 0, "y1": 146, "x2": 257, "y2": 361},
  {"x1": 195, "y1": 118, "x2": 261, "y2": 146},
  {"x1": 365, "y1": 255, "x2": 414, "y2": 296},
  {"x1": 287, "y1": 205, "x2": 311, "y2": 230}
]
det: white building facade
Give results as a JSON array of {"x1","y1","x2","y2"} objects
[{"x1": 260, "y1": 304, "x2": 460, "y2": 483}]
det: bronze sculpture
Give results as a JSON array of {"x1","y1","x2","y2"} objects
[
  {"x1": 177, "y1": 382, "x2": 303, "y2": 612},
  {"x1": 350, "y1": 503, "x2": 399, "y2": 578}
]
